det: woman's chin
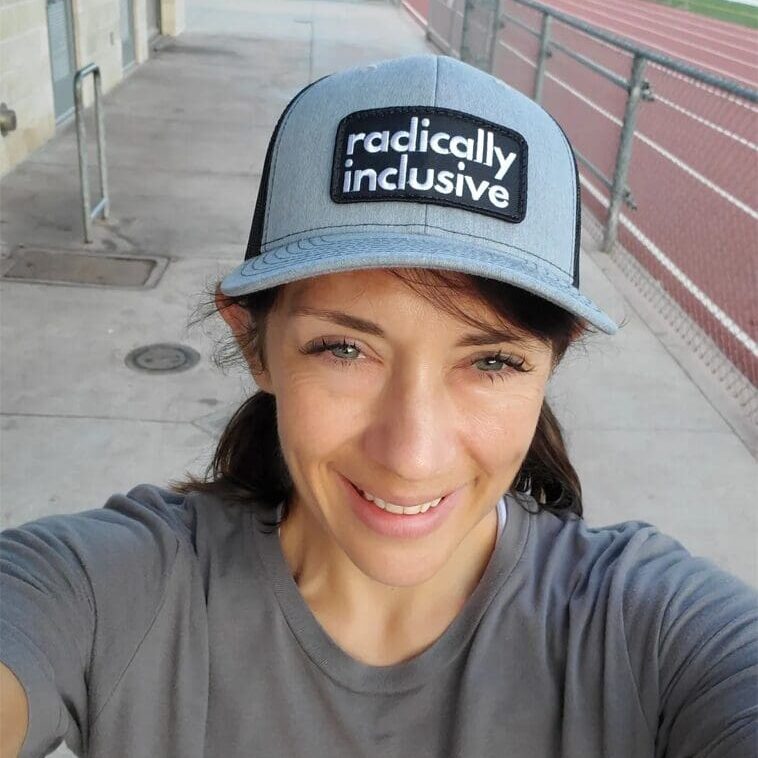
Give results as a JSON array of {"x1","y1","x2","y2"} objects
[{"x1": 346, "y1": 547, "x2": 446, "y2": 589}]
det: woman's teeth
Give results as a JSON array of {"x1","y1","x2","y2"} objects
[{"x1": 360, "y1": 489, "x2": 443, "y2": 515}]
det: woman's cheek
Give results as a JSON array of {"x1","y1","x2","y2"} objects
[
  {"x1": 461, "y1": 383, "x2": 544, "y2": 462},
  {"x1": 458, "y1": 372, "x2": 547, "y2": 423},
  {"x1": 293, "y1": 358, "x2": 381, "y2": 401},
  {"x1": 276, "y1": 369, "x2": 374, "y2": 452},
  {"x1": 465, "y1": 400, "x2": 534, "y2": 448}
]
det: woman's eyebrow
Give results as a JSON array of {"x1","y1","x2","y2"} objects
[
  {"x1": 455, "y1": 329, "x2": 529, "y2": 347},
  {"x1": 290, "y1": 306, "x2": 530, "y2": 346},
  {"x1": 291, "y1": 306, "x2": 385, "y2": 337}
]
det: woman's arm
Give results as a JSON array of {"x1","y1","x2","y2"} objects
[
  {"x1": 619, "y1": 528, "x2": 758, "y2": 756},
  {"x1": 655, "y1": 560, "x2": 758, "y2": 756},
  {"x1": 0, "y1": 485, "x2": 190, "y2": 756},
  {"x1": 0, "y1": 662, "x2": 28, "y2": 758}
]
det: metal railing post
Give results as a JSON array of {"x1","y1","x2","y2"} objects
[
  {"x1": 533, "y1": 13, "x2": 552, "y2": 104},
  {"x1": 485, "y1": 0, "x2": 501, "y2": 73},
  {"x1": 461, "y1": 0, "x2": 500, "y2": 72},
  {"x1": 74, "y1": 64, "x2": 109, "y2": 243},
  {"x1": 602, "y1": 53, "x2": 646, "y2": 253}
]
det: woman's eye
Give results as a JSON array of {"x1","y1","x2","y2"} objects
[
  {"x1": 299, "y1": 338, "x2": 363, "y2": 365},
  {"x1": 473, "y1": 352, "x2": 529, "y2": 378},
  {"x1": 300, "y1": 340, "x2": 530, "y2": 378},
  {"x1": 330, "y1": 343, "x2": 360, "y2": 361}
]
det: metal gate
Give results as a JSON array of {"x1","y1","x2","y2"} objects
[
  {"x1": 46, "y1": 0, "x2": 76, "y2": 120},
  {"x1": 120, "y1": 0, "x2": 136, "y2": 68}
]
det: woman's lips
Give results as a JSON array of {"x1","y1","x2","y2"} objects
[
  {"x1": 339, "y1": 473, "x2": 465, "y2": 539},
  {"x1": 349, "y1": 481, "x2": 445, "y2": 512}
]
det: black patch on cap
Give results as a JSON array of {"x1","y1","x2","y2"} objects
[{"x1": 331, "y1": 106, "x2": 527, "y2": 223}]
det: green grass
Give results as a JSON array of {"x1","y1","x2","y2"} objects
[{"x1": 648, "y1": 0, "x2": 758, "y2": 28}]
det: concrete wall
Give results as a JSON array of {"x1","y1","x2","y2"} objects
[
  {"x1": 0, "y1": 0, "x2": 56, "y2": 177},
  {"x1": 160, "y1": 0, "x2": 183, "y2": 36},
  {"x1": 0, "y1": 0, "x2": 184, "y2": 178},
  {"x1": 69, "y1": 0, "x2": 122, "y2": 108},
  {"x1": 134, "y1": 0, "x2": 150, "y2": 64},
  {"x1": 72, "y1": 0, "x2": 122, "y2": 96}
]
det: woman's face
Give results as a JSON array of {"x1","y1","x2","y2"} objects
[{"x1": 250, "y1": 269, "x2": 554, "y2": 587}]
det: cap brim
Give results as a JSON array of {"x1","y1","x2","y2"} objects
[{"x1": 220, "y1": 232, "x2": 618, "y2": 335}]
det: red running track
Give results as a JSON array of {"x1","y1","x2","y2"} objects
[
  {"x1": 542, "y1": 0, "x2": 757, "y2": 86},
  {"x1": 404, "y1": 0, "x2": 758, "y2": 383}
]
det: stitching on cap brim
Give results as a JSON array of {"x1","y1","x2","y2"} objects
[{"x1": 220, "y1": 232, "x2": 618, "y2": 335}]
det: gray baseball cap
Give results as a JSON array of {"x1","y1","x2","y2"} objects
[{"x1": 220, "y1": 54, "x2": 618, "y2": 334}]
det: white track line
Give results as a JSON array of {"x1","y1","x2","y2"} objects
[
  {"x1": 401, "y1": 0, "x2": 426, "y2": 29},
  {"x1": 546, "y1": 2, "x2": 758, "y2": 83},
  {"x1": 574, "y1": 0, "x2": 755, "y2": 45},
  {"x1": 558, "y1": 0, "x2": 758, "y2": 54},
  {"x1": 613, "y1": 0, "x2": 758, "y2": 42},
  {"x1": 548, "y1": 27, "x2": 758, "y2": 111},
  {"x1": 655, "y1": 93, "x2": 758, "y2": 149},
  {"x1": 581, "y1": 174, "x2": 758, "y2": 356},
  {"x1": 556, "y1": 0, "x2": 758, "y2": 45},
  {"x1": 500, "y1": 41, "x2": 758, "y2": 220},
  {"x1": 549, "y1": 0, "x2": 758, "y2": 77},
  {"x1": 647, "y1": 62, "x2": 758, "y2": 112}
]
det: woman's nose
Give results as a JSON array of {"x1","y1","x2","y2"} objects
[{"x1": 361, "y1": 364, "x2": 459, "y2": 484}]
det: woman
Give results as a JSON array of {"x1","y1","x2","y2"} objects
[{"x1": 1, "y1": 54, "x2": 756, "y2": 757}]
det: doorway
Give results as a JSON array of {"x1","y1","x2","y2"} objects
[
  {"x1": 120, "y1": 0, "x2": 135, "y2": 68},
  {"x1": 146, "y1": 0, "x2": 161, "y2": 41},
  {"x1": 46, "y1": 0, "x2": 76, "y2": 120}
]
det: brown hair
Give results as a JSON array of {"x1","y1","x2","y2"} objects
[{"x1": 174, "y1": 269, "x2": 592, "y2": 521}]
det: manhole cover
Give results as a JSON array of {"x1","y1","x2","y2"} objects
[
  {"x1": 1, "y1": 247, "x2": 168, "y2": 289},
  {"x1": 125, "y1": 343, "x2": 201, "y2": 373}
]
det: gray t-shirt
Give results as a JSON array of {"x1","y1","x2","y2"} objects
[{"x1": 1, "y1": 484, "x2": 756, "y2": 757}]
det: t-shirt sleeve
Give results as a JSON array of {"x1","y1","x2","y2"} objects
[
  {"x1": 0, "y1": 485, "x2": 193, "y2": 757},
  {"x1": 620, "y1": 528, "x2": 758, "y2": 757}
]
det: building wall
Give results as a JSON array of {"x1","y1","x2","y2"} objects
[
  {"x1": 0, "y1": 0, "x2": 183, "y2": 178},
  {"x1": 134, "y1": 0, "x2": 150, "y2": 64},
  {"x1": 71, "y1": 0, "x2": 123, "y2": 99},
  {"x1": 160, "y1": 0, "x2": 183, "y2": 35},
  {"x1": 0, "y1": 0, "x2": 56, "y2": 177}
]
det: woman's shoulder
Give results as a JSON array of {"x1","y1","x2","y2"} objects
[
  {"x1": 510, "y1": 504, "x2": 758, "y2": 751},
  {"x1": 19, "y1": 482, "x2": 253, "y2": 546},
  {"x1": 0, "y1": 484, "x2": 254, "y2": 604},
  {"x1": 530, "y1": 501, "x2": 703, "y2": 575},
  {"x1": 1, "y1": 485, "x2": 195, "y2": 618},
  {"x1": 0, "y1": 485, "x2": 229, "y2": 756},
  {"x1": 522, "y1": 498, "x2": 682, "y2": 569},
  {"x1": 524, "y1": 502, "x2": 757, "y2": 630}
]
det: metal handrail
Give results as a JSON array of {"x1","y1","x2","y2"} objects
[
  {"x1": 502, "y1": 11, "x2": 637, "y2": 222},
  {"x1": 549, "y1": 38, "x2": 630, "y2": 91},
  {"x1": 496, "y1": 0, "x2": 753, "y2": 251},
  {"x1": 74, "y1": 64, "x2": 109, "y2": 243},
  {"x1": 510, "y1": 0, "x2": 656, "y2": 251},
  {"x1": 427, "y1": 0, "x2": 758, "y2": 252},
  {"x1": 604, "y1": 54, "x2": 647, "y2": 252},
  {"x1": 509, "y1": 0, "x2": 757, "y2": 102},
  {"x1": 503, "y1": 9, "x2": 650, "y2": 93}
]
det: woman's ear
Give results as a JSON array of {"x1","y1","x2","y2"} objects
[
  {"x1": 216, "y1": 289, "x2": 250, "y2": 338},
  {"x1": 215, "y1": 289, "x2": 274, "y2": 393}
]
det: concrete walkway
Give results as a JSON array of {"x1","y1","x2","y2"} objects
[{"x1": 1, "y1": 0, "x2": 755, "y2": 609}]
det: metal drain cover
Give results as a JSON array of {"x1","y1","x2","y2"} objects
[
  {"x1": 1, "y1": 247, "x2": 168, "y2": 289},
  {"x1": 125, "y1": 343, "x2": 200, "y2": 373}
]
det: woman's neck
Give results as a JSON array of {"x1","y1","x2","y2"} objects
[{"x1": 278, "y1": 500, "x2": 499, "y2": 666}]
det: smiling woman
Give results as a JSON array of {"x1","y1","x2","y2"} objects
[
  {"x1": 190, "y1": 267, "x2": 585, "y2": 516},
  {"x1": 176, "y1": 267, "x2": 585, "y2": 663},
  {"x1": 1, "y1": 54, "x2": 756, "y2": 758}
]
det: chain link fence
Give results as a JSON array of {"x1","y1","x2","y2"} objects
[{"x1": 419, "y1": 0, "x2": 757, "y2": 421}]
